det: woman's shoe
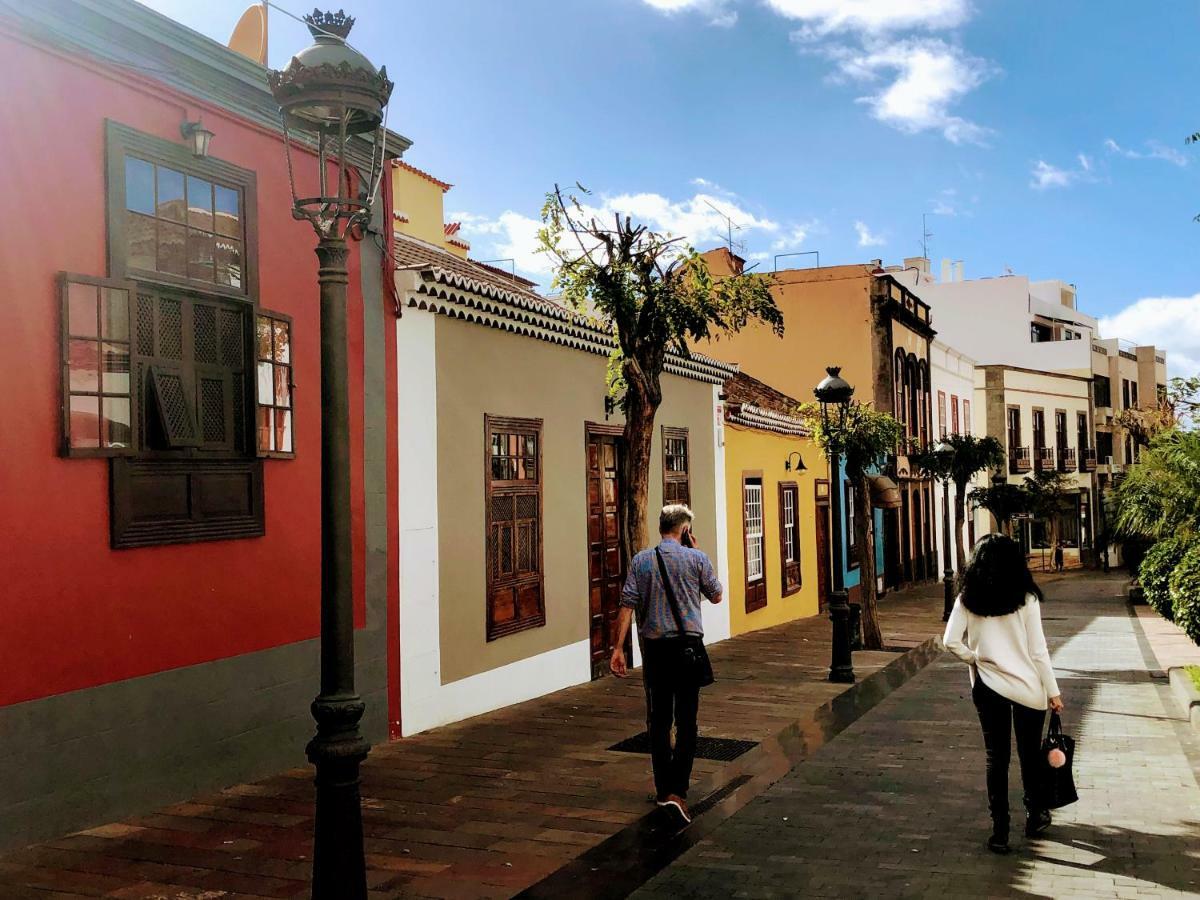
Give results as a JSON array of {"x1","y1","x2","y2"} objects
[{"x1": 1025, "y1": 809, "x2": 1052, "y2": 838}]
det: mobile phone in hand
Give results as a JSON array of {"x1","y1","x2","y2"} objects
[{"x1": 680, "y1": 527, "x2": 694, "y2": 548}]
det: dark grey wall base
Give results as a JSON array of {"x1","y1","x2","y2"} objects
[{"x1": 0, "y1": 630, "x2": 387, "y2": 853}]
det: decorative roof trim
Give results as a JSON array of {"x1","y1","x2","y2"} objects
[
  {"x1": 392, "y1": 159, "x2": 452, "y2": 192},
  {"x1": 446, "y1": 237, "x2": 471, "y2": 251},
  {"x1": 397, "y1": 273, "x2": 735, "y2": 385},
  {"x1": 725, "y1": 402, "x2": 811, "y2": 437}
]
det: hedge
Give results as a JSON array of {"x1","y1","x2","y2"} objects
[
  {"x1": 1140, "y1": 537, "x2": 1192, "y2": 622},
  {"x1": 1167, "y1": 541, "x2": 1200, "y2": 646}
]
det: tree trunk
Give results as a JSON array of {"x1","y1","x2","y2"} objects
[
  {"x1": 953, "y1": 476, "x2": 969, "y2": 572},
  {"x1": 620, "y1": 361, "x2": 662, "y2": 563},
  {"x1": 855, "y1": 473, "x2": 883, "y2": 650}
]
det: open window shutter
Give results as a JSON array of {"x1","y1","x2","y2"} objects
[{"x1": 149, "y1": 365, "x2": 201, "y2": 448}]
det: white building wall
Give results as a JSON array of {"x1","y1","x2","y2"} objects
[{"x1": 929, "y1": 341, "x2": 983, "y2": 572}]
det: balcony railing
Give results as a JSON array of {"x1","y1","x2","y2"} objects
[
  {"x1": 1034, "y1": 446, "x2": 1054, "y2": 472},
  {"x1": 1058, "y1": 447, "x2": 1077, "y2": 473},
  {"x1": 1079, "y1": 448, "x2": 1097, "y2": 472},
  {"x1": 1010, "y1": 446, "x2": 1031, "y2": 474}
]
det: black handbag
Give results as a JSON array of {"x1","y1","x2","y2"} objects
[
  {"x1": 1037, "y1": 712, "x2": 1078, "y2": 809},
  {"x1": 655, "y1": 548, "x2": 715, "y2": 688}
]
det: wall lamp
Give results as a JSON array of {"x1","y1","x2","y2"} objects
[
  {"x1": 784, "y1": 450, "x2": 807, "y2": 473},
  {"x1": 180, "y1": 118, "x2": 215, "y2": 158}
]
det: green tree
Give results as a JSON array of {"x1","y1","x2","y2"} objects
[
  {"x1": 969, "y1": 480, "x2": 1031, "y2": 537},
  {"x1": 1112, "y1": 429, "x2": 1200, "y2": 541},
  {"x1": 1023, "y1": 470, "x2": 1076, "y2": 567},
  {"x1": 538, "y1": 185, "x2": 783, "y2": 557},
  {"x1": 798, "y1": 400, "x2": 903, "y2": 651},
  {"x1": 911, "y1": 435, "x2": 1006, "y2": 571}
]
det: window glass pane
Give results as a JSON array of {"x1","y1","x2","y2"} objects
[
  {"x1": 125, "y1": 157, "x2": 155, "y2": 215},
  {"x1": 101, "y1": 342, "x2": 130, "y2": 394},
  {"x1": 67, "y1": 339, "x2": 99, "y2": 392},
  {"x1": 69, "y1": 395, "x2": 100, "y2": 448},
  {"x1": 157, "y1": 221, "x2": 187, "y2": 277},
  {"x1": 273, "y1": 364, "x2": 290, "y2": 407},
  {"x1": 256, "y1": 316, "x2": 272, "y2": 360},
  {"x1": 102, "y1": 397, "x2": 132, "y2": 448},
  {"x1": 214, "y1": 185, "x2": 241, "y2": 238},
  {"x1": 491, "y1": 456, "x2": 506, "y2": 480},
  {"x1": 126, "y1": 211, "x2": 157, "y2": 272},
  {"x1": 273, "y1": 321, "x2": 290, "y2": 363},
  {"x1": 100, "y1": 288, "x2": 129, "y2": 341},
  {"x1": 186, "y1": 176, "x2": 213, "y2": 231},
  {"x1": 257, "y1": 361, "x2": 273, "y2": 403},
  {"x1": 67, "y1": 282, "x2": 98, "y2": 337},
  {"x1": 156, "y1": 166, "x2": 185, "y2": 221},
  {"x1": 276, "y1": 409, "x2": 293, "y2": 453},
  {"x1": 257, "y1": 405, "x2": 273, "y2": 452},
  {"x1": 215, "y1": 238, "x2": 242, "y2": 288},
  {"x1": 187, "y1": 229, "x2": 216, "y2": 283}
]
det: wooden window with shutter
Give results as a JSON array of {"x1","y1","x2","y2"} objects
[
  {"x1": 485, "y1": 415, "x2": 545, "y2": 640},
  {"x1": 951, "y1": 394, "x2": 960, "y2": 434},
  {"x1": 661, "y1": 426, "x2": 691, "y2": 507},
  {"x1": 743, "y1": 474, "x2": 767, "y2": 613},
  {"x1": 256, "y1": 312, "x2": 294, "y2": 457},
  {"x1": 778, "y1": 482, "x2": 802, "y2": 597}
]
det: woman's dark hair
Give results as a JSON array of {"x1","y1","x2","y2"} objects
[{"x1": 958, "y1": 533, "x2": 1043, "y2": 616}]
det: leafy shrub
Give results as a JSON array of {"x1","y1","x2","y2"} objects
[
  {"x1": 1140, "y1": 537, "x2": 1191, "y2": 622},
  {"x1": 1167, "y1": 542, "x2": 1200, "y2": 646}
]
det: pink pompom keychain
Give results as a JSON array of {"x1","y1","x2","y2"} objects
[{"x1": 1047, "y1": 747, "x2": 1067, "y2": 768}]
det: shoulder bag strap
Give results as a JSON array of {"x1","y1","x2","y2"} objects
[{"x1": 655, "y1": 547, "x2": 688, "y2": 637}]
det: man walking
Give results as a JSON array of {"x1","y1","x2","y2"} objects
[{"x1": 610, "y1": 504, "x2": 723, "y2": 825}]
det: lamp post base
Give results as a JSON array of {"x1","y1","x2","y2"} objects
[
  {"x1": 307, "y1": 695, "x2": 369, "y2": 899},
  {"x1": 942, "y1": 568, "x2": 955, "y2": 622},
  {"x1": 827, "y1": 589, "x2": 856, "y2": 683}
]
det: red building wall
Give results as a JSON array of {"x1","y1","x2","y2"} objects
[{"x1": 0, "y1": 28, "x2": 367, "y2": 707}]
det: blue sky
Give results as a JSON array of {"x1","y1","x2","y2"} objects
[{"x1": 139, "y1": 0, "x2": 1200, "y2": 374}]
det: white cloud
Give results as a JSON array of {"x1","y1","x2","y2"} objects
[
  {"x1": 1104, "y1": 138, "x2": 1189, "y2": 168},
  {"x1": 454, "y1": 189, "x2": 781, "y2": 279},
  {"x1": 767, "y1": 0, "x2": 970, "y2": 37},
  {"x1": 931, "y1": 188, "x2": 959, "y2": 216},
  {"x1": 854, "y1": 220, "x2": 886, "y2": 247},
  {"x1": 1078, "y1": 153, "x2": 1092, "y2": 172},
  {"x1": 639, "y1": 0, "x2": 737, "y2": 27},
  {"x1": 770, "y1": 222, "x2": 819, "y2": 252},
  {"x1": 1030, "y1": 159, "x2": 1089, "y2": 191},
  {"x1": 824, "y1": 38, "x2": 993, "y2": 144},
  {"x1": 1100, "y1": 294, "x2": 1200, "y2": 378}
]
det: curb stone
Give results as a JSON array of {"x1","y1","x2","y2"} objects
[{"x1": 1167, "y1": 666, "x2": 1200, "y2": 732}]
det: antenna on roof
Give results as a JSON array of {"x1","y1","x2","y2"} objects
[
  {"x1": 479, "y1": 258, "x2": 517, "y2": 280},
  {"x1": 703, "y1": 199, "x2": 746, "y2": 256},
  {"x1": 921, "y1": 213, "x2": 934, "y2": 260}
]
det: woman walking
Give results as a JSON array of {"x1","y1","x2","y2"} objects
[{"x1": 943, "y1": 534, "x2": 1065, "y2": 854}]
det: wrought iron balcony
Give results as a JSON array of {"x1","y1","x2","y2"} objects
[
  {"x1": 1058, "y1": 447, "x2": 1076, "y2": 473},
  {"x1": 1080, "y1": 448, "x2": 1097, "y2": 472},
  {"x1": 1009, "y1": 446, "x2": 1031, "y2": 474},
  {"x1": 1035, "y1": 446, "x2": 1055, "y2": 472}
]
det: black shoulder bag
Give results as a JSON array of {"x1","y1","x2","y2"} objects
[
  {"x1": 1037, "y1": 712, "x2": 1078, "y2": 809},
  {"x1": 655, "y1": 548, "x2": 715, "y2": 688}
]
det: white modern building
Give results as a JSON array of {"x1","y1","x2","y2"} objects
[{"x1": 928, "y1": 340, "x2": 984, "y2": 574}]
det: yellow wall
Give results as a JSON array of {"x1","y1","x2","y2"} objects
[
  {"x1": 696, "y1": 255, "x2": 875, "y2": 404},
  {"x1": 391, "y1": 164, "x2": 469, "y2": 257},
  {"x1": 724, "y1": 423, "x2": 823, "y2": 635}
]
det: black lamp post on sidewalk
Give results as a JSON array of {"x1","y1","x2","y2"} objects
[
  {"x1": 268, "y1": 12, "x2": 393, "y2": 897},
  {"x1": 815, "y1": 366, "x2": 855, "y2": 684}
]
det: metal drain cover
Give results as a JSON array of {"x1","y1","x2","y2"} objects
[{"x1": 608, "y1": 732, "x2": 758, "y2": 762}]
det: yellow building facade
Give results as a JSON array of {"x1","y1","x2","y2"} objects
[{"x1": 723, "y1": 374, "x2": 824, "y2": 635}]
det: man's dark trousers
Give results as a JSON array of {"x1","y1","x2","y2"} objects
[{"x1": 643, "y1": 637, "x2": 701, "y2": 800}]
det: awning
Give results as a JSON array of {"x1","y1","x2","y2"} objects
[{"x1": 869, "y1": 474, "x2": 902, "y2": 509}]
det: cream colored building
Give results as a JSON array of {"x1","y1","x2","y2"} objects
[
  {"x1": 389, "y1": 163, "x2": 734, "y2": 735},
  {"x1": 977, "y1": 365, "x2": 1096, "y2": 563}
]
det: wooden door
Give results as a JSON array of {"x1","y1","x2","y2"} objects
[
  {"x1": 815, "y1": 480, "x2": 830, "y2": 612},
  {"x1": 587, "y1": 427, "x2": 626, "y2": 679}
]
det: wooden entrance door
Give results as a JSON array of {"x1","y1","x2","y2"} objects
[
  {"x1": 587, "y1": 426, "x2": 626, "y2": 679},
  {"x1": 815, "y1": 479, "x2": 830, "y2": 612}
]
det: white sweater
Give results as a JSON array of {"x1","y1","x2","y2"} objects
[{"x1": 942, "y1": 594, "x2": 1060, "y2": 711}]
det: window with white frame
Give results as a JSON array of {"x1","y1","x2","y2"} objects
[{"x1": 744, "y1": 479, "x2": 764, "y2": 581}]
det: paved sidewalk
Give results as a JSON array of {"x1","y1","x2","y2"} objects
[
  {"x1": 634, "y1": 572, "x2": 1200, "y2": 899},
  {"x1": 0, "y1": 585, "x2": 946, "y2": 898}
]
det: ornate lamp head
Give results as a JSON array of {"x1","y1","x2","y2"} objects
[{"x1": 268, "y1": 9, "x2": 395, "y2": 238}]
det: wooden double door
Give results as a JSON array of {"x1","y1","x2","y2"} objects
[{"x1": 586, "y1": 426, "x2": 629, "y2": 679}]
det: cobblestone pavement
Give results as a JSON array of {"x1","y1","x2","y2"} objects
[
  {"x1": 633, "y1": 572, "x2": 1200, "y2": 900},
  {"x1": 0, "y1": 584, "x2": 947, "y2": 898}
]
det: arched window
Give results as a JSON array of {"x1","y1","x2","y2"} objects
[
  {"x1": 918, "y1": 360, "x2": 931, "y2": 447},
  {"x1": 907, "y1": 354, "x2": 920, "y2": 443},
  {"x1": 894, "y1": 349, "x2": 907, "y2": 429}
]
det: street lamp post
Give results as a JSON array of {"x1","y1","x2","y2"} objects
[
  {"x1": 933, "y1": 439, "x2": 955, "y2": 622},
  {"x1": 815, "y1": 366, "x2": 855, "y2": 684},
  {"x1": 268, "y1": 12, "x2": 393, "y2": 897}
]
